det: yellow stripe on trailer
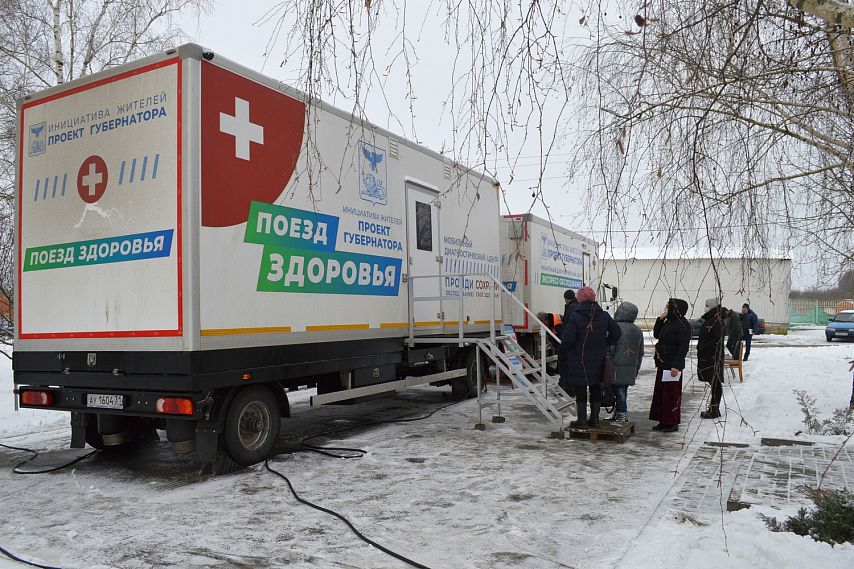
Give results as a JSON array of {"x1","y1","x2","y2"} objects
[
  {"x1": 305, "y1": 323, "x2": 371, "y2": 332},
  {"x1": 201, "y1": 326, "x2": 292, "y2": 336}
]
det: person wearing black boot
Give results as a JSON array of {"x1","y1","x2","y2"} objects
[
  {"x1": 649, "y1": 298, "x2": 691, "y2": 432},
  {"x1": 697, "y1": 298, "x2": 725, "y2": 420},
  {"x1": 724, "y1": 307, "x2": 743, "y2": 359},
  {"x1": 559, "y1": 286, "x2": 622, "y2": 428}
]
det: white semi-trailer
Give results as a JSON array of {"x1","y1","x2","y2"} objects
[
  {"x1": 14, "y1": 45, "x2": 503, "y2": 466},
  {"x1": 500, "y1": 214, "x2": 599, "y2": 351}
]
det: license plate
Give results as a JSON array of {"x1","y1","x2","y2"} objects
[{"x1": 86, "y1": 393, "x2": 125, "y2": 409}]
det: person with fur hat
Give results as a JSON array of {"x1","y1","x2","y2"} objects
[
  {"x1": 608, "y1": 301, "x2": 645, "y2": 422},
  {"x1": 648, "y1": 298, "x2": 692, "y2": 432},
  {"x1": 697, "y1": 298, "x2": 726, "y2": 419},
  {"x1": 559, "y1": 286, "x2": 622, "y2": 427}
]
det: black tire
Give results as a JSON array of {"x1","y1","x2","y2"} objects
[
  {"x1": 826, "y1": 336, "x2": 833, "y2": 342},
  {"x1": 85, "y1": 419, "x2": 110, "y2": 450},
  {"x1": 451, "y1": 349, "x2": 484, "y2": 399},
  {"x1": 84, "y1": 416, "x2": 157, "y2": 451},
  {"x1": 224, "y1": 386, "x2": 281, "y2": 466}
]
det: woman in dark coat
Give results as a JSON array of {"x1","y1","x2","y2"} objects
[
  {"x1": 724, "y1": 307, "x2": 743, "y2": 359},
  {"x1": 697, "y1": 298, "x2": 725, "y2": 419},
  {"x1": 648, "y1": 298, "x2": 691, "y2": 432},
  {"x1": 559, "y1": 286, "x2": 622, "y2": 427}
]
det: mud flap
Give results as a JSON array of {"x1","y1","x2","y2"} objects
[
  {"x1": 70, "y1": 412, "x2": 87, "y2": 448},
  {"x1": 195, "y1": 426, "x2": 219, "y2": 461}
]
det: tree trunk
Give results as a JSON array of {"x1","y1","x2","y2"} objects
[
  {"x1": 792, "y1": 0, "x2": 854, "y2": 28},
  {"x1": 51, "y1": 0, "x2": 65, "y2": 84}
]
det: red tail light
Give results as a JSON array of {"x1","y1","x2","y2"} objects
[
  {"x1": 21, "y1": 390, "x2": 54, "y2": 406},
  {"x1": 155, "y1": 397, "x2": 194, "y2": 415}
]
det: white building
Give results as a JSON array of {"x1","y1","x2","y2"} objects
[{"x1": 600, "y1": 253, "x2": 791, "y2": 332}]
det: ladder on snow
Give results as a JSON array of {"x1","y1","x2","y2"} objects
[
  {"x1": 473, "y1": 329, "x2": 575, "y2": 437},
  {"x1": 406, "y1": 272, "x2": 576, "y2": 437}
]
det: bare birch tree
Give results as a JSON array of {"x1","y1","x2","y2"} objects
[
  {"x1": 258, "y1": 0, "x2": 572, "y2": 205},
  {"x1": 570, "y1": 0, "x2": 854, "y2": 281},
  {"x1": 257, "y1": 1, "x2": 853, "y2": 288},
  {"x1": 0, "y1": 0, "x2": 209, "y2": 357}
]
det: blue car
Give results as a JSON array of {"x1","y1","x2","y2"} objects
[{"x1": 826, "y1": 310, "x2": 854, "y2": 341}]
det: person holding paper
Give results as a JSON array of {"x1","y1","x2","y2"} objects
[{"x1": 649, "y1": 298, "x2": 692, "y2": 432}]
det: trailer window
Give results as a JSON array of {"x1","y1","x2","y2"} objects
[{"x1": 415, "y1": 201, "x2": 433, "y2": 251}]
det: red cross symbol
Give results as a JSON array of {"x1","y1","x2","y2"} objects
[{"x1": 77, "y1": 155, "x2": 109, "y2": 204}]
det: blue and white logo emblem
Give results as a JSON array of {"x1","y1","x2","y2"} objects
[
  {"x1": 29, "y1": 122, "x2": 46, "y2": 157},
  {"x1": 359, "y1": 141, "x2": 387, "y2": 206}
]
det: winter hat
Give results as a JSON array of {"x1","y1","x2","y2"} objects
[
  {"x1": 576, "y1": 286, "x2": 596, "y2": 303},
  {"x1": 705, "y1": 297, "x2": 720, "y2": 310},
  {"x1": 668, "y1": 298, "x2": 689, "y2": 318}
]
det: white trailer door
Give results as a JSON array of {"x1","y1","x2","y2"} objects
[{"x1": 406, "y1": 183, "x2": 442, "y2": 325}]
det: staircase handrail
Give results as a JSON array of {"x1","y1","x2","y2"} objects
[{"x1": 481, "y1": 273, "x2": 562, "y2": 346}]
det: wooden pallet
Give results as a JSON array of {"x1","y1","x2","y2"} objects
[{"x1": 567, "y1": 421, "x2": 635, "y2": 443}]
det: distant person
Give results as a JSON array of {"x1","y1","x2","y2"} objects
[
  {"x1": 559, "y1": 286, "x2": 622, "y2": 427},
  {"x1": 563, "y1": 289, "x2": 578, "y2": 324},
  {"x1": 557, "y1": 289, "x2": 578, "y2": 393},
  {"x1": 739, "y1": 303, "x2": 760, "y2": 361},
  {"x1": 849, "y1": 359, "x2": 853, "y2": 411},
  {"x1": 697, "y1": 298, "x2": 725, "y2": 419},
  {"x1": 537, "y1": 311, "x2": 562, "y2": 350},
  {"x1": 609, "y1": 301, "x2": 644, "y2": 422},
  {"x1": 649, "y1": 298, "x2": 691, "y2": 433},
  {"x1": 724, "y1": 306, "x2": 743, "y2": 359}
]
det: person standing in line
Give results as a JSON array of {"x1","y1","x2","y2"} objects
[
  {"x1": 649, "y1": 298, "x2": 692, "y2": 433},
  {"x1": 848, "y1": 359, "x2": 853, "y2": 411},
  {"x1": 609, "y1": 301, "x2": 644, "y2": 422},
  {"x1": 724, "y1": 306, "x2": 743, "y2": 359},
  {"x1": 697, "y1": 298, "x2": 726, "y2": 419},
  {"x1": 739, "y1": 303, "x2": 760, "y2": 361},
  {"x1": 559, "y1": 286, "x2": 622, "y2": 428},
  {"x1": 563, "y1": 289, "x2": 578, "y2": 324},
  {"x1": 558, "y1": 289, "x2": 578, "y2": 394}
]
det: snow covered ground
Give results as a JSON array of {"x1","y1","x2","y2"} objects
[{"x1": 1, "y1": 328, "x2": 852, "y2": 568}]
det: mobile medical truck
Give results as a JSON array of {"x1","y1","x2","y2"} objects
[
  {"x1": 500, "y1": 214, "x2": 599, "y2": 353},
  {"x1": 14, "y1": 45, "x2": 503, "y2": 466}
]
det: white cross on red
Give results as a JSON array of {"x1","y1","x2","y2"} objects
[
  {"x1": 81, "y1": 162, "x2": 103, "y2": 197},
  {"x1": 77, "y1": 155, "x2": 109, "y2": 204},
  {"x1": 219, "y1": 97, "x2": 264, "y2": 160}
]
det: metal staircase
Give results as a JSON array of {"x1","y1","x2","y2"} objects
[
  {"x1": 406, "y1": 273, "x2": 576, "y2": 437},
  {"x1": 473, "y1": 329, "x2": 576, "y2": 436}
]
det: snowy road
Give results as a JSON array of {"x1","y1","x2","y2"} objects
[{"x1": 1, "y1": 328, "x2": 852, "y2": 568}]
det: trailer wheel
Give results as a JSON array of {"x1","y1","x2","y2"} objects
[
  {"x1": 84, "y1": 416, "x2": 158, "y2": 451},
  {"x1": 452, "y1": 349, "x2": 484, "y2": 399},
  {"x1": 224, "y1": 386, "x2": 281, "y2": 466}
]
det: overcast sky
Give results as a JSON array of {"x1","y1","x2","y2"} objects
[
  {"x1": 179, "y1": 3, "x2": 821, "y2": 289},
  {"x1": 180, "y1": 4, "x2": 595, "y2": 216}
]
